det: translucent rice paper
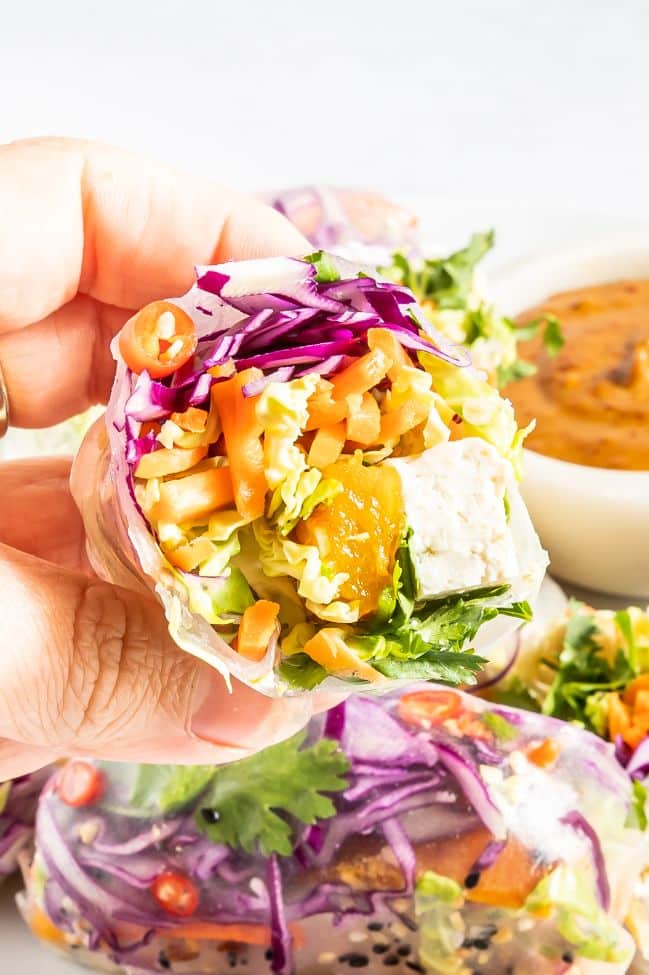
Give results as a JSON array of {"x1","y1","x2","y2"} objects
[{"x1": 72, "y1": 255, "x2": 548, "y2": 697}]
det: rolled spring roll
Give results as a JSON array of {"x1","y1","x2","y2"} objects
[
  {"x1": 72, "y1": 252, "x2": 547, "y2": 696},
  {"x1": 20, "y1": 688, "x2": 645, "y2": 974}
]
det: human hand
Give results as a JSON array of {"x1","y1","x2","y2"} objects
[{"x1": 0, "y1": 137, "x2": 329, "y2": 780}]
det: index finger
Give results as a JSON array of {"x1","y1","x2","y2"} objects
[{"x1": 0, "y1": 137, "x2": 308, "y2": 331}]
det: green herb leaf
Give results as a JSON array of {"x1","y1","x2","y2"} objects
[
  {"x1": 372, "y1": 649, "x2": 486, "y2": 685},
  {"x1": 542, "y1": 315, "x2": 565, "y2": 356},
  {"x1": 303, "y1": 250, "x2": 341, "y2": 283},
  {"x1": 130, "y1": 765, "x2": 217, "y2": 816},
  {"x1": 541, "y1": 602, "x2": 634, "y2": 731},
  {"x1": 381, "y1": 231, "x2": 494, "y2": 309},
  {"x1": 278, "y1": 652, "x2": 328, "y2": 690},
  {"x1": 496, "y1": 358, "x2": 537, "y2": 386},
  {"x1": 196, "y1": 732, "x2": 349, "y2": 856}
]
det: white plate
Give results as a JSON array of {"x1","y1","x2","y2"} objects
[{"x1": 2, "y1": 196, "x2": 646, "y2": 968}]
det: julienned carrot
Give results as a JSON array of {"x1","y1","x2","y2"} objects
[
  {"x1": 379, "y1": 400, "x2": 429, "y2": 443},
  {"x1": 211, "y1": 370, "x2": 267, "y2": 522},
  {"x1": 303, "y1": 628, "x2": 382, "y2": 682},
  {"x1": 367, "y1": 328, "x2": 410, "y2": 379},
  {"x1": 166, "y1": 536, "x2": 216, "y2": 572},
  {"x1": 28, "y1": 905, "x2": 67, "y2": 946},
  {"x1": 308, "y1": 421, "x2": 346, "y2": 468},
  {"x1": 525, "y1": 738, "x2": 560, "y2": 768},
  {"x1": 135, "y1": 446, "x2": 208, "y2": 480},
  {"x1": 346, "y1": 392, "x2": 381, "y2": 445},
  {"x1": 171, "y1": 406, "x2": 208, "y2": 432},
  {"x1": 330, "y1": 348, "x2": 391, "y2": 401},
  {"x1": 237, "y1": 600, "x2": 280, "y2": 661},
  {"x1": 305, "y1": 383, "x2": 348, "y2": 430},
  {"x1": 150, "y1": 467, "x2": 235, "y2": 524},
  {"x1": 153, "y1": 921, "x2": 305, "y2": 949}
]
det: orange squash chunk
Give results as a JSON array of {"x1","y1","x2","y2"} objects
[{"x1": 294, "y1": 455, "x2": 403, "y2": 616}]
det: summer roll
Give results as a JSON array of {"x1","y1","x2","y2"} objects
[
  {"x1": 20, "y1": 689, "x2": 645, "y2": 974},
  {"x1": 74, "y1": 253, "x2": 547, "y2": 695},
  {"x1": 0, "y1": 769, "x2": 53, "y2": 881}
]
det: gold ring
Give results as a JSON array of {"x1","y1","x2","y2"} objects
[{"x1": 0, "y1": 358, "x2": 10, "y2": 438}]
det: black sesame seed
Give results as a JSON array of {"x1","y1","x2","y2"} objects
[
  {"x1": 158, "y1": 951, "x2": 171, "y2": 971},
  {"x1": 372, "y1": 944, "x2": 389, "y2": 955},
  {"x1": 562, "y1": 952, "x2": 574, "y2": 964},
  {"x1": 264, "y1": 949, "x2": 274, "y2": 961},
  {"x1": 383, "y1": 956, "x2": 400, "y2": 967},
  {"x1": 464, "y1": 871, "x2": 480, "y2": 889},
  {"x1": 339, "y1": 954, "x2": 369, "y2": 968},
  {"x1": 367, "y1": 922, "x2": 384, "y2": 932},
  {"x1": 405, "y1": 964, "x2": 425, "y2": 974},
  {"x1": 228, "y1": 949, "x2": 238, "y2": 968},
  {"x1": 473, "y1": 938, "x2": 490, "y2": 951},
  {"x1": 201, "y1": 808, "x2": 220, "y2": 824},
  {"x1": 397, "y1": 946, "x2": 411, "y2": 957}
]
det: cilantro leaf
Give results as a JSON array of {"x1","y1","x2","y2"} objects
[
  {"x1": 382, "y1": 231, "x2": 494, "y2": 309},
  {"x1": 303, "y1": 250, "x2": 341, "y2": 283},
  {"x1": 497, "y1": 358, "x2": 537, "y2": 386},
  {"x1": 350, "y1": 535, "x2": 524, "y2": 687},
  {"x1": 129, "y1": 765, "x2": 217, "y2": 816},
  {"x1": 372, "y1": 650, "x2": 486, "y2": 685},
  {"x1": 541, "y1": 603, "x2": 635, "y2": 730},
  {"x1": 541, "y1": 314, "x2": 565, "y2": 356},
  {"x1": 196, "y1": 732, "x2": 349, "y2": 856},
  {"x1": 278, "y1": 653, "x2": 328, "y2": 691}
]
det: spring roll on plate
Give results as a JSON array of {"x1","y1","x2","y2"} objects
[
  {"x1": 73, "y1": 252, "x2": 547, "y2": 695},
  {"x1": 20, "y1": 688, "x2": 645, "y2": 975}
]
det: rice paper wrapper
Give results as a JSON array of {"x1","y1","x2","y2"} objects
[
  {"x1": 19, "y1": 690, "x2": 647, "y2": 975},
  {"x1": 72, "y1": 254, "x2": 548, "y2": 697}
]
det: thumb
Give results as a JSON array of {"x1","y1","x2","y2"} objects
[{"x1": 0, "y1": 543, "x2": 314, "y2": 778}]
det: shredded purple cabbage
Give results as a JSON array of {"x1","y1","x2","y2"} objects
[{"x1": 26, "y1": 689, "x2": 636, "y2": 973}]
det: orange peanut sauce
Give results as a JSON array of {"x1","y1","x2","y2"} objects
[{"x1": 504, "y1": 279, "x2": 649, "y2": 470}]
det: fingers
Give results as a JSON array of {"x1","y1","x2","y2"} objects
[
  {"x1": 0, "y1": 137, "x2": 309, "y2": 331},
  {"x1": 0, "y1": 138, "x2": 309, "y2": 427},
  {"x1": 0, "y1": 294, "x2": 126, "y2": 427},
  {"x1": 0, "y1": 543, "x2": 314, "y2": 778},
  {"x1": 0, "y1": 457, "x2": 90, "y2": 571}
]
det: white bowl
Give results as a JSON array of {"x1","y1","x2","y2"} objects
[{"x1": 490, "y1": 242, "x2": 649, "y2": 599}]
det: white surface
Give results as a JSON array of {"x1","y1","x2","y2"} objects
[
  {"x1": 491, "y1": 243, "x2": 649, "y2": 598},
  {"x1": 1, "y1": 0, "x2": 649, "y2": 216}
]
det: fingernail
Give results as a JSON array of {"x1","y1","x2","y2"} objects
[{"x1": 190, "y1": 664, "x2": 313, "y2": 751}]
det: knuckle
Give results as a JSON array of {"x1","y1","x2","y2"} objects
[{"x1": 63, "y1": 581, "x2": 196, "y2": 747}]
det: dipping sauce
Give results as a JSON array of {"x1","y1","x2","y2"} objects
[{"x1": 504, "y1": 279, "x2": 649, "y2": 470}]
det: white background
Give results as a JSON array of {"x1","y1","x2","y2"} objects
[
  {"x1": 1, "y1": 2, "x2": 648, "y2": 969},
  {"x1": 1, "y1": 0, "x2": 649, "y2": 217}
]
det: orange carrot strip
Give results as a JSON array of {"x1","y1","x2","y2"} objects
[
  {"x1": 330, "y1": 349, "x2": 390, "y2": 401},
  {"x1": 211, "y1": 370, "x2": 267, "y2": 522},
  {"x1": 150, "y1": 467, "x2": 234, "y2": 524},
  {"x1": 526, "y1": 738, "x2": 561, "y2": 768},
  {"x1": 237, "y1": 600, "x2": 280, "y2": 662},
  {"x1": 346, "y1": 392, "x2": 381, "y2": 446},
  {"x1": 303, "y1": 628, "x2": 383, "y2": 682},
  {"x1": 308, "y1": 421, "x2": 346, "y2": 468}
]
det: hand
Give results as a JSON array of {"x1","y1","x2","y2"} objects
[{"x1": 0, "y1": 137, "x2": 326, "y2": 779}]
